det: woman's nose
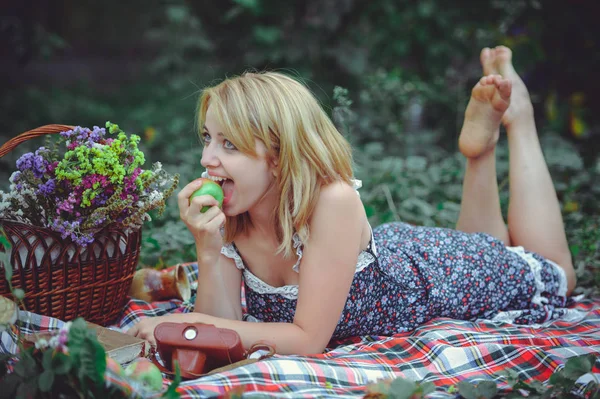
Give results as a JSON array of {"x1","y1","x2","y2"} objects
[{"x1": 200, "y1": 144, "x2": 219, "y2": 168}]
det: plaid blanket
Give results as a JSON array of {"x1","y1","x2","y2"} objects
[{"x1": 2, "y1": 263, "x2": 600, "y2": 398}]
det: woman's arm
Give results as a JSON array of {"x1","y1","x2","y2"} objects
[
  {"x1": 194, "y1": 252, "x2": 243, "y2": 321},
  {"x1": 292, "y1": 181, "x2": 364, "y2": 353},
  {"x1": 177, "y1": 178, "x2": 243, "y2": 320},
  {"x1": 128, "y1": 311, "x2": 315, "y2": 354}
]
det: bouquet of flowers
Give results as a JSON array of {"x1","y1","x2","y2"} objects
[{"x1": 0, "y1": 122, "x2": 179, "y2": 246}]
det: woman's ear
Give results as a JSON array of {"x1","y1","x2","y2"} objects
[{"x1": 270, "y1": 157, "x2": 279, "y2": 177}]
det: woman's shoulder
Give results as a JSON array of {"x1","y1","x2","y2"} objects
[
  {"x1": 318, "y1": 179, "x2": 362, "y2": 203},
  {"x1": 311, "y1": 180, "x2": 364, "y2": 223}
]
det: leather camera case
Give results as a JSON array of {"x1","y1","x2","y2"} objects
[{"x1": 154, "y1": 322, "x2": 246, "y2": 377}]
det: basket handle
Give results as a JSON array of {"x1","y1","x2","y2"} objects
[{"x1": 0, "y1": 124, "x2": 75, "y2": 158}]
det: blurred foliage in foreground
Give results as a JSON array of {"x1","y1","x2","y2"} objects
[{"x1": 0, "y1": 0, "x2": 598, "y2": 292}]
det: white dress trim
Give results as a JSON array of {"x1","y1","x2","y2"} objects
[
  {"x1": 243, "y1": 271, "x2": 299, "y2": 299},
  {"x1": 548, "y1": 259, "x2": 568, "y2": 298},
  {"x1": 506, "y1": 246, "x2": 547, "y2": 307},
  {"x1": 221, "y1": 244, "x2": 245, "y2": 270},
  {"x1": 220, "y1": 228, "x2": 376, "y2": 300},
  {"x1": 506, "y1": 246, "x2": 568, "y2": 305},
  {"x1": 488, "y1": 246, "x2": 569, "y2": 325},
  {"x1": 221, "y1": 243, "x2": 299, "y2": 299}
]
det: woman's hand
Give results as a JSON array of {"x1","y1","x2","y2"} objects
[
  {"x1": 126, "y1": 316, "x2": 171, "y2": 347},
  {"x1": 178, "y1": 179, "x2": 225, "y2": 263},
  {"x1": 127, "y1": 313, "x2": 211, "y2": 347},
  {"x1": 126, "y1": 313, "x2": 198, "y2": 346}
]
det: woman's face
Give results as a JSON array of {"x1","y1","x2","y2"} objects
[{"x1": 200, "y1": 105, "x2": 277, "y2": 217}]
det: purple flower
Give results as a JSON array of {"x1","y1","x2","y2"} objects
[
  {"x1": 56, "y1": 193, "x2": 77, "y2": 214},
  {"x1": 88, "y1": 126, "x2": 106, "y2": 145},
  {"x1": 37, "y1": 179, "x2": 56, "y2": 196},
  {"x1": 76, "y1": 127, "x2": 92, "y2": 142},
  {"x1": 93, "y1": 192, "x2": 110, "y2": 206},
  {"x1": 16, "y1": 149, "x2": 50, "y2": 179},
  {"x1": 50, "y1": 218, "x2": 95, "y2": 247},
  {"x1": 61, "y1": 126, "x2": 107, "y2": 148},
  {"x1": 74, "y1": 232, "x2": 95, "y2": 247},
  {"x1": 16, "y1": 152, "x2": 35, "y2": 172},
  {"x1": 60, "y1": 127, "x2": 78, "y2": 139},
  {"x1": 50, "y1": 218, "x2": 69, "y2": 237},
  {"x1": 32, "y1": 155, "x2": 47, "y2": 178},
  {"x1": 60, "y1": 126, "x2": 88, "y2": 141}
]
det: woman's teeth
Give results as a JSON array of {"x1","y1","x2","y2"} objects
[
  {"x1": 201, "y1": 172, "x2": 228, "y2": 185},
  {"x1": 207, "y1": 176, "x2": 226, "y2": 183}
]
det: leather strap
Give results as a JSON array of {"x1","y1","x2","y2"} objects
[
  {"x1": 245, "y1": 341, "x2": 276, "y2": 360},
  {"x1": 149, "y1": 349, "x2": 175, "y2": 375}
]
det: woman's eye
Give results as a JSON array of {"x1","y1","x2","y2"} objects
[
  {"x1": 224, "y1": 140, "x2": 237, "y2": 150},
  {"x1": 202, "y1": 132, "x2": 236, "y2": 150}
]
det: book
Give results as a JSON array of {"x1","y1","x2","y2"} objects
[
  {"x1": 24, "y1": 322, "x2": 148, "y2": 366},
  {"x1": 86, "y1": 322, "x2": 148, "y2": 365}
]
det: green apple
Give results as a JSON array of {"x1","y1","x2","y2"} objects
[
  {"x1": 189, "y1": 178, "x2": 224, "y2": 212},
  {"x1": 124, "y1": 357, "x2": 163, "y2": 392}
]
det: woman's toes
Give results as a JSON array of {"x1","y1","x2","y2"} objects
[
  {"x1": 480, "y1": 47, "x2": 498, "y2": 75},
  {"x1": 482, "y1": 74, "x2": 501, "y2": 87},
  {"x1": 497, "y1": 79, "x2": 512, "y2": 101},
  {"x1": 494, "y1": 45, "x2": 512, "y2": 59},
  {"x1": 493, "y1": 46, "x2": 515, "y2": 76},
  {"x1": 480, "y1": 47, "x2": 491, "y2": 69}
]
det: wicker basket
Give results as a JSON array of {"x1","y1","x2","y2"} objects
[{"x1": 0, "y1": 125, "x2": 142, "y2": 326}]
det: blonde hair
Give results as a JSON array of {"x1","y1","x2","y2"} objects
[{"x1": 197, "y1": 71, "x2": 354, "y2": 257}]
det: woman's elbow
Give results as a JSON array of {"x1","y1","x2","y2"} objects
[{"x1": 287, "y1": 326, "x2": 329, "y2": 355}]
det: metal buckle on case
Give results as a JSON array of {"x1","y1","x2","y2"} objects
[{"x1": 183, "y1": 326, "x2": 198, "y2": 340}]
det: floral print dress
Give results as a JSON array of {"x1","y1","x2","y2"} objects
[{"x1": 221, "y1": 223, "x2": 569, "y2": 340}]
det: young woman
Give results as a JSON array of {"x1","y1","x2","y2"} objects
[{"x1": 127, "y1": 46, "x2": 576, "y2": 355}]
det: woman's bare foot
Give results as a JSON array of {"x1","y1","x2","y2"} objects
[
  {"x1": 458, "y1": 75, "x2": 512, "y2": 158},
  {"x1": 480, "y1": 46, "x2": 534, "y2": 130}
]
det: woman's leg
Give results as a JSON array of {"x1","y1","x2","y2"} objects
[
  {"x1": 456, "y1": 72, "x2": 511, "y2": 245},
  {"x1": 483, "y1": 46, "x2": 576, "y2": 294}
]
